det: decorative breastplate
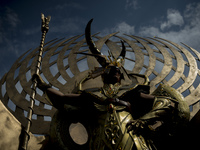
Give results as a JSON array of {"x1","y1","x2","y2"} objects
[
  {"x1": 102, "y1": 83, "x2": 121, "y2": 98},
  {"x1": 103, "y1": 103, "x2": 123, "y2": 149},
  {"x1": 92, "y1": 101, "x2": 135, "y2": 150}
]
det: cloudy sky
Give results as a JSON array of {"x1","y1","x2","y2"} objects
[{"x1": 0, "y1": 0, "x2": 200, "y2": 79}]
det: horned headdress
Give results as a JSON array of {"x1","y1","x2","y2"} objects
[
  {"x1": 75, "y1": 19, "x2": 127, "y2": 79},
  {"x1": 85, "y1": 19, "x2": 126, "y2": 68},
  {"x1": 77, "y1": 19, "x2": 149, "y2": 90}
]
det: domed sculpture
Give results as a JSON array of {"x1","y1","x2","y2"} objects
[{"x1": 0, "y1": 15, "x2": 199, "y2": 150}]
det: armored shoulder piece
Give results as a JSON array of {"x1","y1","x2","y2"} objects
[{"x1": 152, "y1": 84, "x2": 190, "y2": 122}]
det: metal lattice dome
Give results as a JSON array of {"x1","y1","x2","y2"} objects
[{"x1": 1, "y1": 33, "x2": 200, "y2": 134}]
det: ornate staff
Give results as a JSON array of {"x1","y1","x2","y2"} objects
[{"x1": 19, "y1": 13, "x2": 51, "y2": 150}]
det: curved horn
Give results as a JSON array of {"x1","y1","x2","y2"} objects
[
  {"x1": 85, "y1": 19, "x2": 102, "y2": 55},
  {"x1": 117, "y1": 40, "x2": 126, "y2": 63},
  {"x1": 85, "y1": 19, "x2": 108, "y2": 67}
]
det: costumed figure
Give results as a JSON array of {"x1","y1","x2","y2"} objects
[{"x1": 33, "y1": 19, "x2": 190, "y2": 150}]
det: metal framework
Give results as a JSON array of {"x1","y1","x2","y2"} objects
[{"x1": 0, "y1": 33, "x2": 200, "y2": 134}]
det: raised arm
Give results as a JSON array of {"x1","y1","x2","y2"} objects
[{"x1": 32, "y1": 74, "x2": 84, "y2": 109}]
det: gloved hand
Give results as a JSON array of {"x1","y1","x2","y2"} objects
[
  {"x1": 126, "y1": 119, "x2": 148, "y2": 134},
  {"x1": 32, "y1": 74, "x2": 51, "y2": 91}
]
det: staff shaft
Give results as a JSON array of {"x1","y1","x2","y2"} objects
[{"x1": 19, "y1": 13, "x2": 50, "y2": 150}]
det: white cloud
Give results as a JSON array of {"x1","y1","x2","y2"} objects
[
  {"x1": 125, "y1": 0, "x2": 139, "y2": 10},
  {"x1": 138, "y1": 2, "x2": 200, "y2": 50},
  {"x1": 99, "y1": 22, "x2": 135, "y2": 37},
  {"x1": 138, "y1": 3, "x2": 200, "y2": 50},
  {"x1": 111, "y1": 22, "x2": 135, "y2": 35},
  {"x1": 102, "y1": 2, "x2": 200, "y2": 51},
  {"x1": 160, "y1": 9, "x2": 184, "y2": 30},
  {"x1": 184, "y1": 3, "x2": 200, "y2": 27}
]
